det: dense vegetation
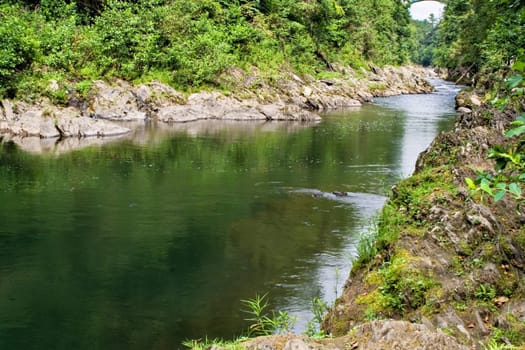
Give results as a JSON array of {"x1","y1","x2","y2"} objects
[
  {"x1": 412, "y1": 0, "x2": 525, "y2": 79},
  {"x1": 0, "y1": 0, "x2": 413, "y2": 99}
]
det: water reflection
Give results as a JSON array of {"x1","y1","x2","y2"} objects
[{"x1": 0, "y1": 80, "x2": 459, "y2": 349}]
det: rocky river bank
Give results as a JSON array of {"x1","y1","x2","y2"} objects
[
  {"x1": 199, "y1": 87, "x2": 525, "y2": 350},
  {"x1": 0, "y1": 65, "x2": 432, "y2": 153}
]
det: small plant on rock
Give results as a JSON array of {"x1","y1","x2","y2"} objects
[{"x1": 241, "y1": 293, "x2": 296, "y2": 336}]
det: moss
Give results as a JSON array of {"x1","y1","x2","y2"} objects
[
  {"x1": 356, "y1": 249, "x2": 438, "y2": 316},
  {"x1": 368, "y1": 82, "x2": 387, "y2": 93}
]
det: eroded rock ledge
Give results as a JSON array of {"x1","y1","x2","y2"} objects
[{"x1": 0, "y1": 65, "x2": 433, "y2": 153}]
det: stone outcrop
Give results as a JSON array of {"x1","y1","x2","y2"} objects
[
  {"x1": 0, "y1": 64, "x2": 434, "y2": 153},
  {"x1": 0, "y1": 99, "x2": 130, "y2": 139},
  {"x1": 240, "y1": 321, "x2": 468, "y2": 350}
]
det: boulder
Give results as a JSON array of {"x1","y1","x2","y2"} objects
[
  {"x1": 1, "y1": 99, "x2": 15, "y2": 121},
  {"x1": 135, "y1": 81, "x2": 186, "y2": 114},
  {"x1": 91, "y1": 80, "x2": 147, "y2": 121},
  {"x1": 157, "y1": 105, "x2": 205, "y2": 123},
  {"x1": 258, "y1": 104, "x2": 321, "y2": 121},
  {"x1": 55, "y1": 116, "x2": 130, "y2": 137},
  {"x1": 350, "y1": 320, "x2": 470, "y2": 350}
]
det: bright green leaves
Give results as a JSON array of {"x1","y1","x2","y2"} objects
[
  {"x1": 465, "y1": 54, "x2": 525, "y2": 207},
  {"x1": 505, "y1": 114, "x2": 525, "y2": 138},
  {"x1": 465, "y1": 177, "x2": 477, "y2": 190},
  {"x1": 0, "y1": 5, "x2": 39, "y2": 96},
  {"x1": 241, "y1": 293, "x2": 296, "y2": 336},
  {"x1": 507, "y1": 74, "x2": 524, "y2": 89}
]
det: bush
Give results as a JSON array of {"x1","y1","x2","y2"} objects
[{"x1": 0, "y1": 5, "x2": 39, "y2": 97}]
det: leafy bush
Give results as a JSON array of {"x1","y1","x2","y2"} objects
[
  {"x1": 466, "y1": 57, "x2": 525, "y2": 207},
  {"x1": 0, "y1": 5, "x2": 39, "y2": 97}
]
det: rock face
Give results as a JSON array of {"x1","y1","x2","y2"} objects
[
  {"x1": 90, "y1": 80, "x2": 147, "y2": 121},
  {"x1": 239, "y1": 321, "x2": 467, "y2": 350},
  {"x1": 0, "y1": 100, "x2": 130, "y2": 140},
  {"x1": 0, "y1": 64, "x2": 434, "y2": 152}
]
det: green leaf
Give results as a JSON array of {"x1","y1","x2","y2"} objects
[
  {"x1": 505, "y1": 125, "x2": 525, "y2": 137},
  {"x1": 513, "y1": 59, "x2": 525, "y2": 73},
  {"x1": 509, "y1": 183, "x2": 522, "y2": 197},
  {"x1": 507, "y1": 74, "x2": 524, "y2": 89},
  {"x1": 480, "y1": 178, "x2": 493, "y2": 195},
  {"x1": 465, "y1": 177, "x2": 477, "y2": 190},
  {"x1": 494, "y1": 190, "x2": 506, "y2": 202},
  {"x1": 495, "y1": 182, "x2": 507, "y2": 190}
]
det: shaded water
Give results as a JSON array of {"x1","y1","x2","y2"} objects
[{"x1": 0, "y1": 79, "x2": 460, "y2": 349}]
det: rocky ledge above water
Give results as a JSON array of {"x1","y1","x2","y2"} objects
[{"x1": 0, "y1": 65, "x2": 433, "y2": 153}]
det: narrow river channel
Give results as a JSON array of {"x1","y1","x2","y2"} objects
[{"x1": 0, "y1": 79, "x2": 460, "y2": 349}]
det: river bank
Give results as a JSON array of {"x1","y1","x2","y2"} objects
[
  {"x1": 0, "y1": 65, "x2": 432, "y2": 153},
  {"x1": 195, "y1": 88, "x2": 525, "y2": 349}
]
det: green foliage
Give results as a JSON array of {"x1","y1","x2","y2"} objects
[
  {"x1": 0, "y1": 0, "x2": 416, "y2": 98},
  {"x1": 182, "y1": 336, "x2": 247, "y2": 350},
  {"x1": 241, "y1": 293, "x2": 295, "y2": 336},
  {"x1": 0, "y1": 4, "x2": 39, "y2": 97},
  {"x1": 474, "y1": 283, "x2": 496, "y2": 302},
  {"x1": 434, "y1": 0, "x2": 525, "y2": 72},
  {"x1": 305, "y1": 297, "x2": 330, "y2": 338},
  {"x1": 356, "y1": 250, "x2": 437, "y2": 315},
  {"x1": 466, "y1": 57, "x2": 525, "y2": 207},
  {"x1": 377, "y1": 255, "x2": 436, "y2": 311},
  {"x1": 410, "y1": 17, "x2": 438, "y2": 66}
]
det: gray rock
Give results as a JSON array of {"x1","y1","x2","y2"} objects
[
  {"x1": 222, "y1": 108, "x2": 267, "y2": 121},
  {"x1": 55, "y1": 116, "x2": 130, "y2": 137},
  {"x1": 91, "y1": 80, "x2": 147, "y2": 121},
  {"x1": 1, "y1": 99, "x2": 15, "y2": 121},
  {"x1": 352, "y1": 320, "x2": 469, "y2": 350},
  {"x1": 157, "y1": 106, "x2": 205, "y2": 123},
  {"x1": 457, "y1": 106, "x2": 472, "y2": 114},
  {"x1": 283, "y1": 339, "x2": 311, "y2": 350},
  {"x1": 135, "y1": 81, "x2": 186, "y2": 112},
  {"x1": 258, "y1": 104, "x2": 321, "y2": 121}
]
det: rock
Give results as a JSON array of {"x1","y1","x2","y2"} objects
[
  {"x1": 222, "y1": 108, "x2": 267, "y2": 121},
  {"x1": 135, "y1": 81, "x2": 186, "y2": 112},
  {"x1": 157, "y1": 105, "x2": 205, "y2": 123},
  {"x1": 55, "y1": 116, "x2": 130, "y2": 137},
  {"x1": 91, "y1": 80, "x2": 147, "y2": 121},
  {"x1": 457, "y1": 106, "x2": 472, "y2": 114},
  {"x1": 350, "y1": 320, "x2": 469, "y2": 350},
  {"x1": 1, "y1": 99, "x2": 15, "y2": 121},
  {"x1": 258, "y1": 104, "x2": 321, "y2": 121},
  {"x1": 455, "y1": 90, "x2": 483, "y2": 109},
  {"x1": 283, "y1": 339, "x2": 310, "y2": 350},
  {"x1": 303, "y1": 86, "x2": 313, "y2": 97}
]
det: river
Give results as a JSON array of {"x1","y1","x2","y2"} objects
[{"x1": 0, "y1": 79, "x2": 460, "y2": 349}]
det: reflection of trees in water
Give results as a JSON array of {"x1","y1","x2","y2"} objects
[{"x1": 0, "y1": 108, "x2": 432, "y2": 348}]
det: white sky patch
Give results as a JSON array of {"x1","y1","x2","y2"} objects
[{"x1": 409, "y1": 1, "x2": 445, "y2": 21}]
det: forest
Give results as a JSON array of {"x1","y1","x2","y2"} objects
[
  {"x1": 0, "y1": 0, "x2": 413, "y2": 99},
  {"x1": 1, "y1": 0, "x2": 524, "y2": 100}
]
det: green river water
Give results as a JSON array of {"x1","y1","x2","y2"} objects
[{"x1": 0, "y1": 79, "x2": 460, "y2": 349}]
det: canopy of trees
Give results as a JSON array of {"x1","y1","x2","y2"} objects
[
  {"x1": 0, "y1": 0, "x2": 413, "y2": 98},
  {"x1": 432, "y1": 0, "x2": 525, "y2": 73}
]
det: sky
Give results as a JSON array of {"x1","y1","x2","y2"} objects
[{"x1": 409, "y1": 1, "x2": 446, "y2": 21}]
